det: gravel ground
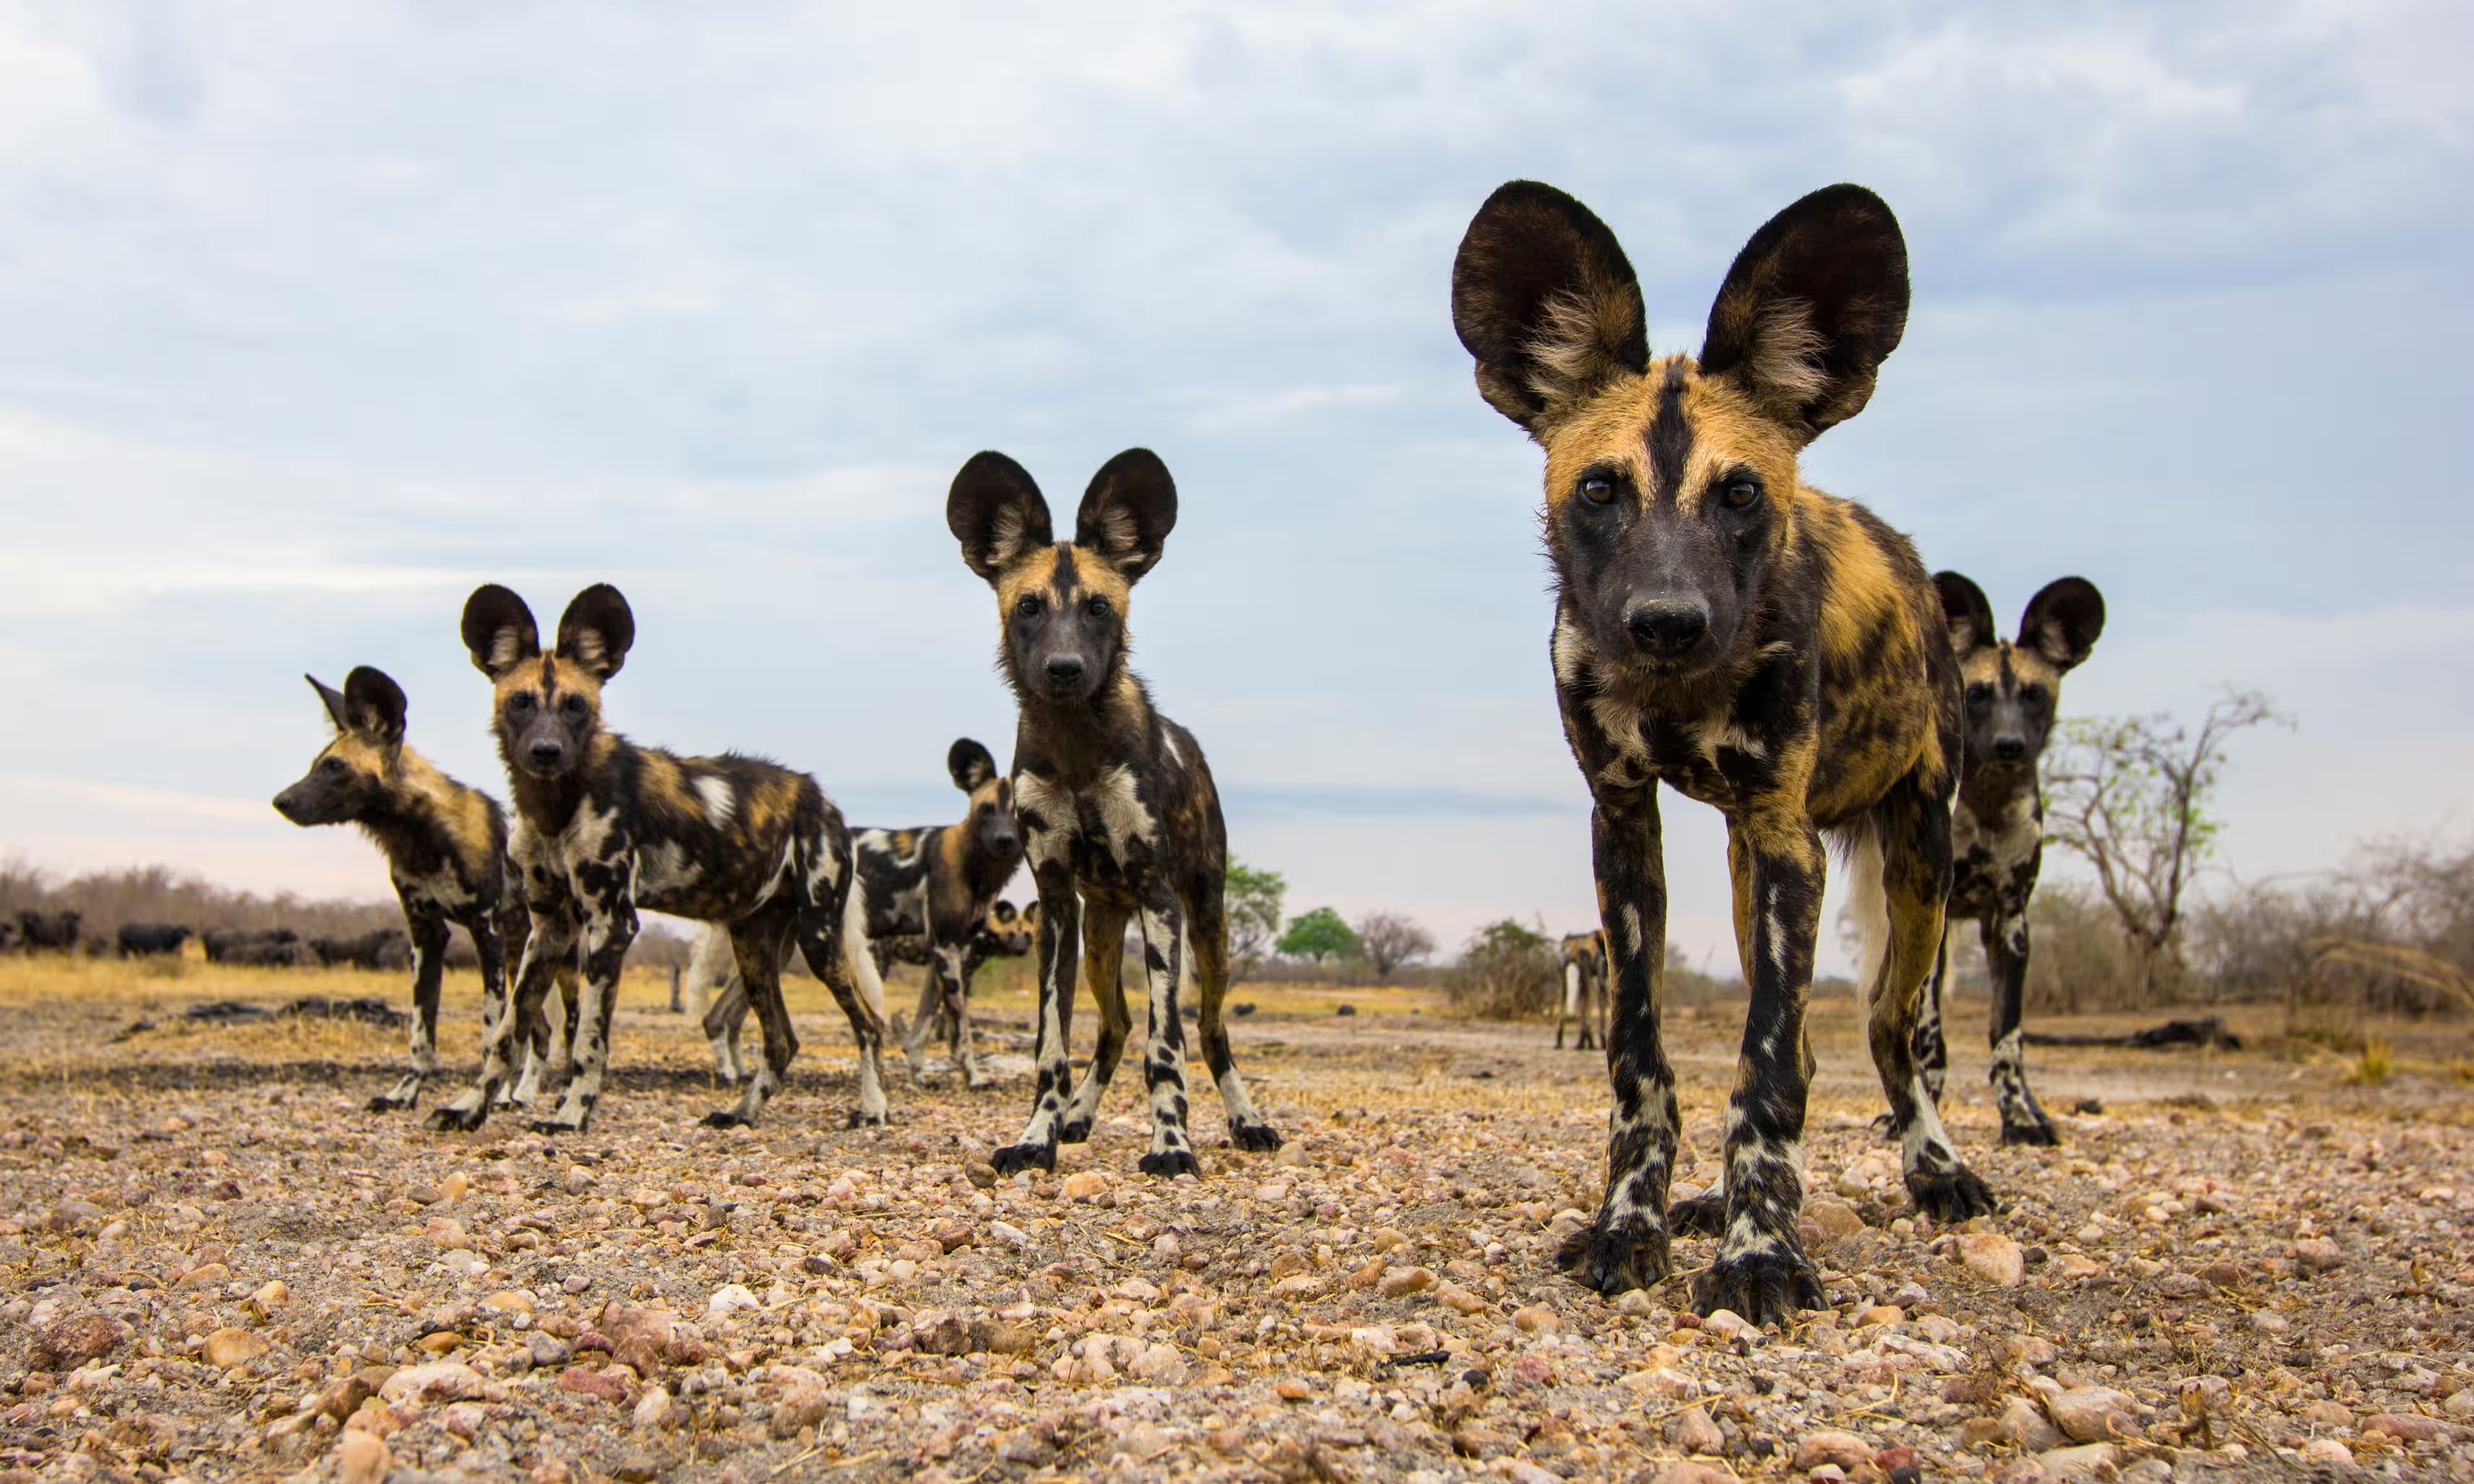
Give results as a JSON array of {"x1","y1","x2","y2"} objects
[{"x1": 3, "y1": 972, "x2": 2471, "y2": 1484}]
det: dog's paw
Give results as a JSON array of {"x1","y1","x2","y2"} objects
[
  {"x1": 992, "y1": 1141, "x2": 1056, "y2": 1175},
  {"x1": 1907, "y1": 1164, "x2": 2000, "y2": 1222},
  {"x1": 1667, "y1": 1192, "x2": 1727, "y2": 1237},
  {"x1": 1554, "y1": 1218, "x2": 1671, "y2": 1297},
  {"x1": 1999, "y1": 1115, "x2": 2061, "y2": 1147},
  {"x1": 1055, "y1": 1119, "x2": 1094, "y2": 1146},
  {"x1": 1138, "y1": 1150, "x2": 1202, "y2": 1179},
  {"x1": 1228, "y1": 1119, "x2": 1284, "y2": 1153},
  {"x1": 424, "y1": 1105, "x2": 488, "y2": 1134},
  {"x1": 1691, "y1": 1246, "x2": 1824, "y2": 1326}
]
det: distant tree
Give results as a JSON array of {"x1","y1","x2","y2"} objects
[
  {"x1": 2042, "y1": 687, "x2": 2285, "y2": 1001},
  {"x1": 1447, "y1": 916, "x2": 1560, "y2": 1019},
  {"x1": 1354, "y1": 911, "x2": 1435, "y2": 982},
  {"x1": 1225, "y1": 858, "x2": 1286, "y2": 982},
  {"x1": 1276, "y1": 906, "x2": 1359, "y2": 964}
]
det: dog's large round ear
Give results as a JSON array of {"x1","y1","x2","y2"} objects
[
  {"x1": 2020, "y1": 577, "x2": 2105, "y2": 673},
  {"x1": 1451, "y1": 180, "x2": 1649, "y2": 439},
  {"x1": 461, "y1": 585, "x2": 541, "y2": 680},
  {"x1": 556, "y1": 584, "x2": 635, "y2": 681},
  {"x1": 305, "y1": 674, "x2": 352, "y2": 732},
  {"x1": 987, "y1": 900, "x2": 1019, "y2": 928},
  {"x1": 1934, "y1": 571, "x2": 1997, "y2": 656},
  {"x1": 948, "y1": 737, "x2": 998, "y2": 792},
  {"x1": 1699, "y1": 184, "x2": 1909, "y2": 444},
  {"x1": 342, "y1": 666, "x2": 410, "y2": 746},
  {"x1": 1075, "y1": 448, "x2": 1177, "y2": 583},
  {"x1": 949, "y1": 452, "x2": 1055, "y2": 584}
]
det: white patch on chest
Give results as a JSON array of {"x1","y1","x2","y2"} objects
[
  {"x1": 1089, "y1": 765, "x2": 1157, "y2": 865},
  {"x1": 1552, "y1": 614, "x2": 1587, "y2": 689},
  {"x1": 693, "y1": 776, "x2": 736, "y2": 827},
  {"x1": 1016, "y1": 771, "x2": 1078, "y2": 869},
  {"x1": 1693, "y1": 714, "x2": 1769, "y2": 764},
  {"x1": 558, "y1": 799, "x2": 622, "y2": 862},
  {"x1": 1955, "y1": 791, "x2": 2040, "y2": 874}
]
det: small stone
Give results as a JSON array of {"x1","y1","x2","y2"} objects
[
  {"x1": 767, "y1": 1366, "x2": 832, "y2": 1438},
  {"x1": 204, "y1": 1327, "x2": 270, "y2": 1368},
  {"x1": 2003, "y1": 1334, "x2": 2056, "y2": 1366},
  {"x1": 1959, "y1": 1232, "x2": 2025, "y2": 1287},
  {"x1": 2302, "y1": 1438, "x2": 2352, "y2": 1465},
  {"x1": 1804, "y1": 1200, "x2": 1866, "y2": 1243},
  {"x1": 1510, "y1": 1305, "x2": 1560, "y2": 1334},
  {"x1": 1436, "y1": 1284, "x2": 1488, "y2": 1316},
  {"x1": 337, "y1": 1429, "x2": 390, "y2": 1484},
  {"x1": 2363, "y1": 1413, "x2": 2458, "y2": 1442},
  {"x1": 2293, "y1": 1238, "x2": 2344, "y2": 1272},
  {"x1": 1994, "y1": 1396, "x2": 2067, "y2": 1451},
  {"x1": 1699, "y1": 1308, "x2": 1747, "y2": 1340},
  {"x1": 929, "y1": 1218, "x2": 974, "y2": 1252},
  {"x1": 633, "y1": 1385, "x2": 674, "y2": 1429},
  {"x1": 2444, "y1": 1389, "x2": 2474, "y2": 1419},
  {"x1": 1381, "y1": 1267, "x2": 1436, "y2": 1297},
  {"x1": 988, "y1": 1220, "x2": 1031, "y2": 1249},
  {"x1": 178, "y1": 1261, "x2": 232, "y2": 1287},
  {"x1": 441, "y1": 1401, "x2": 488, "y2": 1440},
  {"x1": 1274, "y1": 1379, "x2": 1311, "y2": 1401},
  {"x1": 482, "y1": 1290, "x2": 535, "y2": 1315},
  {"x1": 425, "y1": 1217, "x2": 468, "y2": 1250},
  {"x1": 1130, "y1": 1343, "x2": 1188, "y2": 1384},
  {"x1": 1855, "y1": 1305, "x2": 1904, "y2": 1327},
  {"x1": 2036, "y1": 1443, "x2": 2119, "y2": 1483},
  {"x1": 1618, "y1": 1367, "x2": 1700, "y2": 1400},
  {"x1": 380, "y1": 1362, "x2": 488, "y2": 1405},
  {"x1": 562, "y1": 1274, "x2": 592, "y2": 1295},
  {"x1": 557, "y1": 1366, "x2": 632, "y2": 1404},
  {"x1": 1063, "y1": 1172, "x2": 1107, "y2": 1200},
  {"x1": 706, "y1": 1284, "x2": 761, "y2": 1321},
  {"x1": 30, "y1": 1314, "x2": 132, "y2": 1371},
  {"x1": 251, "y1": 1280, "x2": 290, "y2": 1311},
  {"x1": 1650, "y1": 1465, "x2": 1736, "y2": 1484},
  {"x1": 1669, "y1": 1405, "x2": 1722, "y2": 1454},
  {"x1": 2301, "y1": 1400, "x2": 2350, "y2": 1427},
  {"x1": 1792, "y1": 1430, "x2": 1874, "y2": 1471},
  {"x1": 2046, "y1": 1385, "x2": 2138, "y2": 1444}
]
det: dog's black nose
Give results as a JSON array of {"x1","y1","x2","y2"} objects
[
  {"x1": 1045, "y1": 655, "x2": 1085, "y2": 685},
  {"x1": 1993, "y1": 735, "x2": 2028, "y2": 763},
  {"x1": 529, "y1": 740, "x2": 565, "y2": 768},
  {"x1": 990, "y1": 829, "x2": 1020, "y2": 855},
  {"x1": 1624, "y1": 598, "x2": 1709, "y2": 655}
]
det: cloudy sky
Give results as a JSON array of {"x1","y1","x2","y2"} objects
[{"x1": 2, "y1": 2, "x2": 2468, "y2": 974}]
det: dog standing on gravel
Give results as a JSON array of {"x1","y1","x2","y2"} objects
[
  {"x1": 273, "y1": 668, "x2": 571, "y2": 1113},
  {"x1": 1913, "y1": 573, "x2": 2104, "y2": 1146},
  {"x1": 1452, "y1": 180, "x2": 1996, "y2": 1321},
  {"x1": 432, "y1": 583, "x2": 891, "y2": 1135},
  {"x1": 1556, "y1": 929, "x2": 1608, "y2": 1051},
  {"x1": 947, "y1": 448, "x2": 1283, "y2": 1177}
]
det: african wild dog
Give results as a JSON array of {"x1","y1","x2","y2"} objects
[
  {"x1": 1911, "y1": 573, "x2": 2104, "y2": 1146},
  {"x1": 118, "y1": 922, "x2": 197, "y2": 957},
  {"x1": 1452, "y1": 180, "x2": 1995, "y2": 1321},
  {"x1": 434, "y1": 583, "x2": 891, "y2": 1134},
  {"x1": 948, "y1": 448, "x2": 1283, "y2": 1176},
  {"x1": 688, "y1": 738, "x2": 1025, "y2": 1090},
  {"x1": 689, "y1": 897, "x2": 1040, "y2": 1088},
  {"x1": 896, "y1": 898, "x2": 1040, "y2": 1054},
  {"x1": 1555, "y1": 929, "x2": 1607, "y2": 1051},
  {"x1": 273, "y1": 668, "x2": 572, "y2": 1112}
]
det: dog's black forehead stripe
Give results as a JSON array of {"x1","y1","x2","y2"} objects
[
  {"x1": 1995, "y1": 646, "x2": 2014, "y2": 692},
  {"x1": 1645, "y1": 360, "x2": 1693, "y2": 502}
]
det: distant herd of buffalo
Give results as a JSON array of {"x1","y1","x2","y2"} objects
[{"x1": 1, "y1": 910, "x2": 415, "y2": 970}]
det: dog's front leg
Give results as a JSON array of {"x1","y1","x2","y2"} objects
[
  {"x1": 1692, "y1": 810, "x2": 1827, "y2": 1325},
  {"x1": 429, "y1": 894, "x2": 572, "y2": 1132},
  {"x1": 1984, "y1": 910, "x2": 2057, "y2": 1145},
  {"x1": 535, "y1": 856, "x2": 637, "y2": 1135},
  {"x1": 372, "y1": 907, "x2": 449, "y2": 1112},
  {"x1": 1133, "y1": 895, "x2": 1198, "y2": 1178},
  {"x1": 1557, "y1": 783, "x2": 1682, "y2": 1297},
  {"x1": 994, "y1": 854, "x2": 1079, "y2": 1175}
]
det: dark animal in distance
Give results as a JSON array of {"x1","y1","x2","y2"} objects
[
  {"x1": 16, "y1": 910, "x2": 81, "y2": 952},
  {"x1": 309, "y1": 927, "x2": 413, "y2": 971},
  {"x1": 436, "y1": 583, "x2": 889, "y2": 1134},
  {"x1": 948, "y1": 448, "x2": 1283, "y2": 1176},
  {"x1": 274, "y1": 668, "x2": 571, "y2": 1114},
  {"x1": 1556, "y1": 929, "x2": 1608, "y2": 1051},
  {"x1": 117, "y1": 922, "x2": 197, "y2": 957},
  {"x1": 1452, "y1": 179, "x2": 1994, "y2": 1321},
  {"x1": 1911, "y1": 573, "x2": 2104, "y2": 1146},
  {"x1": 202, "y1": 927, "x2": 306, "y2": 966}
]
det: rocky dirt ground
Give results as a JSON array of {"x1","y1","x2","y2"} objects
[{"x1": 3, "y1": 961, "x2": 2472, "y2": 1484}]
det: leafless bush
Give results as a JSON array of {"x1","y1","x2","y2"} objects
[
  {"x1": 2021, "y1": 879, "x2": 2143, "y2": 1015},
  {"x1": 1446, "y1": 917, "x2": 1559, "y2": 1020}
]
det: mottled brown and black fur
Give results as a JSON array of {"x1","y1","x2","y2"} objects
[
  {"x1": 693, "y1": 738, "x2": 1025, "y2": 1089},
  {"x1": 432, "y1": 583, "x2": 891, "y2": 1135},
  {"x1": 273, "y1": 668, "x2": 571, "y2": 1113},
  {"x1": 1556, "y1": 929, "x2": 1608, "y2": 1051},
  {"x1": 1912, "y1": 573, "x2": 2104, "y2": 1146},
  {"x1": 948, "y1": 448, "x2": 1283, "y2": 1177},
  {"x1": 1452, "y1": 180, "x2": 1995, "y2": 1321}
]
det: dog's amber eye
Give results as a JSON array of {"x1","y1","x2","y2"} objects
[
  {"x1": 1085, "y1": 596, "x2": 1111, "y2": 618},
  {"x1": 1015, "y1": 594, "x2": 1043, "y2": 617},
  {"x1": 1964, "y1": 682, "x2": 1992, "y2": 705},
  {"x1": 560, "y1": 694, "x2": 587, "y2": 717},
  {"x1": 2018, "y1": 685, "x2": 2048, "y2": 706},
  {"x1": 1579, "y1": 474, "x2": 1615, "y2": 505},
  {"x1": 322, "y1": 756, "x2": 348, "y2": 774},
  {"x1": 508, "y1": 693, "x2": 535, "y2": 715},
  {"x1": 1721, "y1": 477, "x2": 1763, "y2": 509}
]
